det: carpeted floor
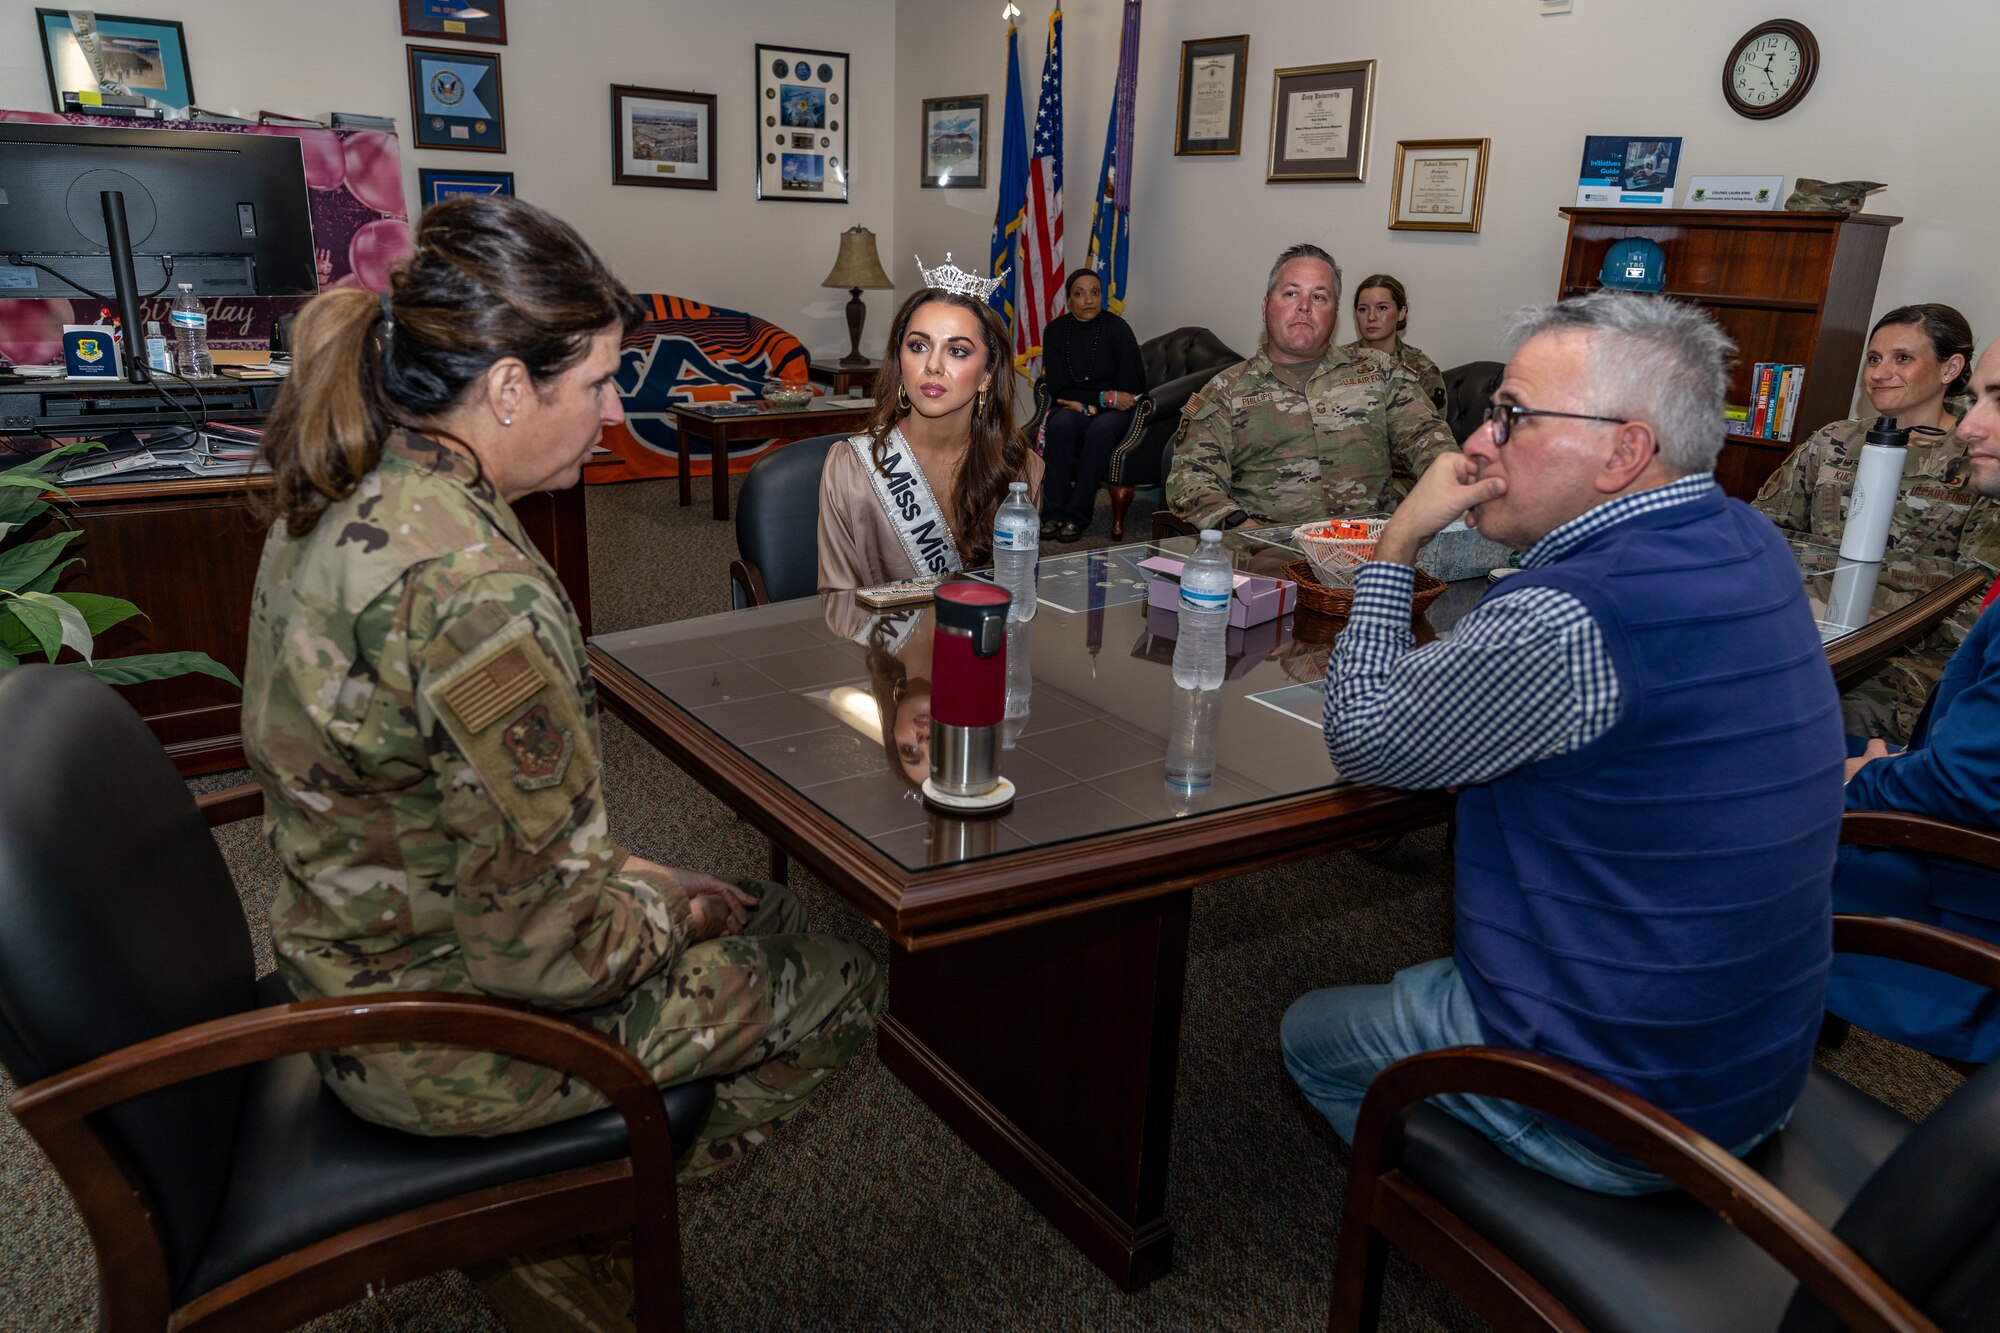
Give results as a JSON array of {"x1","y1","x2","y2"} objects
[{"x1": 0, "y1": 476, "x2": 1966, "y2": 1332}]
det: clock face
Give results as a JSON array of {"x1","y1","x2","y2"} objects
[{"x1": 1731, "y1": 33, "x2": 1802, "y2": 108}]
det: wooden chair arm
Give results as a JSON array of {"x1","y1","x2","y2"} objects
[
  {"x1": 196, "y1": 780, "x2": 264, "y2": 828},
  {"x1": 1151, "y1": 510, "x2": 1197, "y2": 541},
  {"x1": 728, "y1": 556, "x2": 771, "y2": 609},
  {"x1": 9, "y1": 992, "x2": 683, "y2": 1333},
  {"x1": 1833, "y1": 911, "x2": 2000, "y2": 990},
  {"x1": 1023, "y1": 379, "x2": 1051, "y2": 437},
  {"x1": 1348, "y1": 1046, "x2": 1935, "y2": 1333},
  {"x1": 1840, "y1": 811, "x2": 2000, "y2": 874}
]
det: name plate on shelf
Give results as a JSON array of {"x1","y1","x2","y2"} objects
[{"x1": 1686, "y1": 176, "x2": 1784, "y2": 210}]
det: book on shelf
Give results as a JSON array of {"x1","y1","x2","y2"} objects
[
  {"x1": 217, "y1": 363, "x2": 290, "y2": 380},
  {"x1": 330, "y1": 111, "x2": 397, "y2": 131},
  {"x1": 257, "y1": 110, "x2": 326, "y2": 127},
  {"x1": 187, "y1": 106, "x2": 255, "y2": 125},
  {"x1": 1738, "y1": 363, "x2": 1806, "y2": 442}
]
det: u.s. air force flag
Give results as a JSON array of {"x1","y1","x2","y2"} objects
[{"x1": 1086, "y1": 0, "x2": 1141, "y2": 315}]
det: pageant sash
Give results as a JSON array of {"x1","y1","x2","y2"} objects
[{"x1": 852, "y1": 430, "x2": 962, "y2": 578}]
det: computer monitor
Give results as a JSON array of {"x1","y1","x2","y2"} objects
[{"x1": 0, "y1": 121, "x2": 318, "y2": 303}]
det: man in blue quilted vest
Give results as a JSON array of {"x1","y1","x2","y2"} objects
[{"x1": 1283, "y1": 290, "x2": 1847, "y2": 1193}]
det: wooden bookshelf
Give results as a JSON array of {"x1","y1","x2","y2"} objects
[{"x1": 1557, "y1": 206, "x2": 1901, "y2": 498}]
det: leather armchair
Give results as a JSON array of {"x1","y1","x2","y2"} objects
[
  {"x1": 1024, "y1": 325, "x2": 1243, "y2": 540},
  {"x1": 1326, "y1": 910, "x2": 2000, "y2": 1333},
  {"x1": 1441, "y1": 360, "x2": 1504, "y2": 444},
  {"x1": 0, "y1": 665, "x2": 712, "y2": 1333}
]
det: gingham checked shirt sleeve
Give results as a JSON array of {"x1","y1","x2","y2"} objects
[{"x1": 1322, "y1": 563, "x2": 1621, "y2": 790}]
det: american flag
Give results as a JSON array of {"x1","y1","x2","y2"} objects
[{"x1": 1014, "y1": 10, "x2": 1065, "y2": 377}]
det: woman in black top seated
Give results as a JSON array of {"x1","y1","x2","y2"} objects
[{"x1": 1038, "y1": 268, "x2": 1145, "y2": 542}]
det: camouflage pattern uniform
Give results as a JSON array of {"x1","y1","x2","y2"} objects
[
  {"x1": 1755, "y1": 416, "x2": 2000, "y2": 742},
  {"x1": 243, "y1": 431, "x2": 883, "y2": 1174},
  {"x1": 1342, "y1": 336, "x2": 1449, "y2": 415},
  {"x1": 1165, "y1": 343, "x2": 1456, "y2": 530}
]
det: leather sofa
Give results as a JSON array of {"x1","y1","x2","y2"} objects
[{"x1": 1024, "y1": 325, "x2": 1244, "y2": 539}]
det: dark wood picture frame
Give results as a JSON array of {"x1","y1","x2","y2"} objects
[
  {"x1": 1175, "y1": 34, "x2": 1248, "y2": 156},
  {"x1": 919, "y1": 94, "x2": 987, "y2": 189},
  {"x1": 399, "y1": 0, "x2": 507, "y2": 45},
  {"x1": 1267, "y1": 59, "x2": 1376, "y2": 183},
  {"x1": 406, "y1": 44, "x2": 506, "y2": 153},
  {"x1": 417, "y1": 167, "x2": 515, "y2": 206},
  {"x1": 36, "y1": 8, "x2": 195, "y2": 114},
  {"x1": 611, "y1": 84, "x2": 717, "y2": 190}
]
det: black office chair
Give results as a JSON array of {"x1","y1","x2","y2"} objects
[
  {"x1": 0, "y1": 665, "x2": 713, "y2": 1332},
  {"x1": 730, "y1": 432, "x2": 845, "y2": 607},
  {"x1": 1327, "y1": 912, "x2": 2000, "y2": 1333},
  {"x1": 1021, "y1": 325, "x2": 1243, "y2": 541},
  {"x1": 1441, "y1": 360, "x2": 1504, "y2": 444}
]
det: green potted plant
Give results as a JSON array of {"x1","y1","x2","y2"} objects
[{"x1": 0, "y1": 442, "x2": 239, "y2": 685}]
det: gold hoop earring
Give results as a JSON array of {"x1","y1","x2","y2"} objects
[
  {"x1": 897, "y1": 385, "x2": 910, "y2": 412},
  {"x1": 975, "y1": 385, "x2": 988, "y2": 422}
]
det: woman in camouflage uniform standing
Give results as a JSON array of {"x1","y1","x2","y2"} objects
[
  {"x1": 244, "y1": 197, "x2": 883, "y2": 1177},
  {"x1": 1754, "y1": 304, "x2": 1993, "y2": 741},
  {"x1": 1346, "y1": 274, "x2": 1449, "y2": 416}
]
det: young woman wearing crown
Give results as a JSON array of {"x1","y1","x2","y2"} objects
[{"x1": 817, "y1": 254, "x2": 1043, "y2": 591}]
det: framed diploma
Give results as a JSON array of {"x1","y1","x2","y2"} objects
[
  {"x1": 1389, "y1": 138, "x2": 1490, "y2": 232},
  {"x1": 1267, "y1": 60, "x2": 1375, "y2": 183},
  {"x1": 1175, "y1": 34, "x2": 1248, "y2": 156}
]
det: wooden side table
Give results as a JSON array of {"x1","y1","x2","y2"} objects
[
  {"x1": 671, "y1": 402, "x2": 875, "y2": 520},
  {"x1": 808, "y1": 358, "x2": 881, "y2": 398}
]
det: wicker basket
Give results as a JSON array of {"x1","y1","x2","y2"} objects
[
  {"x1": 1284, "y1": 559, "x2": 1445, "y2": 619},
  {"x1": 1293, "y1": 519, "x2": 1387, "y2": 587}
]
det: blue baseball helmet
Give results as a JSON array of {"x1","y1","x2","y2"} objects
[{"x1": 1598, "y1": 237, "x2": 1666, "y2": 292}]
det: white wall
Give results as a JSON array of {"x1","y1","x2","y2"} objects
[
  {"x1": 0, "y1": 0, "x2": 901, "y2": 358},
  {"x1": 895, "y1": 0, "x2": 2000, "y2": 392}
]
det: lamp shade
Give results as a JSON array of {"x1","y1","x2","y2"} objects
[{"x1": 821, "y1": 225, "x2": 894, "y2": 290}]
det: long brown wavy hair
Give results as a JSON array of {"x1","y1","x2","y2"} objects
[
  {"x1": 863, "y1": 289, "x2": 1028, "y2": 567},
  {"x1": 258, "y1": 195, "x2": 642, "y2": 537}
]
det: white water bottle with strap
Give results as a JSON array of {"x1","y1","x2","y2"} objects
[{"x1": 1839, "y1": 417, "x2": 1910, "y2": 563}]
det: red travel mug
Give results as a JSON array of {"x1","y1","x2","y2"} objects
[{"x1": 929, "y1": 581, "x2": 1010, "y2": 795}]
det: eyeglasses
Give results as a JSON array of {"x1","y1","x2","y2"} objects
[{"x1": 1483, "y1": 402, "x2": 1627, "y2": 446}]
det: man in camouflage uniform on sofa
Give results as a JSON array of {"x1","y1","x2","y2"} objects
[{"x1": 1166, "y1": 243, "x2": 1457, "y2": 532}]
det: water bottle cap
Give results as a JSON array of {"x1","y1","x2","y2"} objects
[
  {"x1": 178, "y1": 283, "x2": 193, "y2": 293},
  {"x1": 1198, "y1": 529, "x2": 1222, "y2": 545},
  {"x1": 1009, "y1": 481, "x2": 1027, "y2": 495},
  {"x1": 145, "y1": 321, "x2": 162, "y2": 335},
  {"x1": 1864, "y1": 416, "x2": 1910, "y2": 449}
]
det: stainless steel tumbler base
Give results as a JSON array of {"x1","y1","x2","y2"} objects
[{"x1": 930, "y1": 720, "x2": 1000, "y2": 797}]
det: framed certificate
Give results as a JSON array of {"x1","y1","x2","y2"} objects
[
  {"x1": 1389, "y1": 138, "x2": 1491, "y2": 232},
  {"x1": 1175, "y1": 34, "x2": 1248, "y2": 156},
  {"x1": 755, "y1": 44, "x2": 849, "y2": 203},
  {"x1": 1267, "y1": 60, "x2": 1375, "y2": 183}
]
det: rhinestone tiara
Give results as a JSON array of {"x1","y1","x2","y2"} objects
[{"x1": 917, "y1": 252, "x2": 1005, "y2": 301}]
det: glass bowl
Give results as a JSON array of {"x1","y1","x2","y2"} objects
[{"x1": 762, "y1": 381, "x2": 815, "y2": 411}]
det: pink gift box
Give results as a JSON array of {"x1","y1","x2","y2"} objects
[
  {"x1": 1144, "y1": 605, "x2": 1289, "y2": 679},
  {"x1": 1140, "y1": 555, "x2": 1298, "y2": 629}
]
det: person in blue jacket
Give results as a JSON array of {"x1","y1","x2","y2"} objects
[{"x1": 1831, "y1": 337, "x2": 2000, "y2": 1063}]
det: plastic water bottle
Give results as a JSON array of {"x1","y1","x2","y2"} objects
[
  {"x1": 1163, "y1": 685, "x2": 1219, "y2": 817},
  {"x1": 170, "y1": 284, "x2": 211, "y2": 377},
  {"x1": 1171, "y1": 530, "x2": 1232, "y2": 690},
  {"x1": 992, "y1": 480, "x2": 1039, "y2": 622},
  {"x1": 143, "y1": 320, "x2": 173, "y2": 374}
]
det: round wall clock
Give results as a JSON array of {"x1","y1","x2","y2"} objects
[{"x1": 1724, "y1": 19, "x2": 1819, "y2": 119}]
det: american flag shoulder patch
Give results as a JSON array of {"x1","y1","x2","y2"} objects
[{"x1": 438, "y1": 640, "x2": 547, "y2": 733}]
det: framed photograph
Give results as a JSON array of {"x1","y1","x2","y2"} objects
[
  {"x1": 399, "y1": 0, "x2": 507, "y2": 45},
  {"x1": 919, "y1": 95, "x2": 986, "y2": 189},
  {"x1": 1175, "y1": 35, "x2": 1248, "y2": 156},
  {"x1": 1267, "y1": 60, "x2": 1376, "y2": 183},
  {"x1": 37, "y1": 9, "x2": 194, "y2": 114},
  {"x1": 1389, "y1": 138, "x2": 1490, "y2": 232},
  {"x1": 418, "y1": 168, "x2": 515, "y2": 207},
  {"x1": 755, "y1": 44, "x2": 849, "y2": 204},
  {"x1": 612, "y1": 84, "x2": 716, "y2": 190},
  {"x1": 407, "y1": 44, "x2": 505, "y2": 153}
]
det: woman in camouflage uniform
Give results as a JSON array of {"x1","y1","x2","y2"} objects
[
  {"x1": 1754, "y1": 304, "x2": 1993, "y2": 741},
  {"x1": 1346, "y1": 274, "x2": 1449, "y2": 416},
  {"x1": 244, "y1": 196, "x2": 883, "y2": 1175}
]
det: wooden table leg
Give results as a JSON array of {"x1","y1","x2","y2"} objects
[
  {"x1": 877, "y1": 889, "x2": 1192, "y2": 1291},
  {"x1": 711, "y1": 423, "x2": 732, "y2": 522},
  {"x1": 676, "y1": 423, "x2": 694, "y2": 508}
]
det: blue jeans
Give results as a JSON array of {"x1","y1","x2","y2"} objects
[{"x1": 1280, "y1": 957, "x2": 1788, "y2": 1196}]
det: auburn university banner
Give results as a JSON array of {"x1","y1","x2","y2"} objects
[{"x1": 594, "y1": 294, "x2": 816, "y2": 483}]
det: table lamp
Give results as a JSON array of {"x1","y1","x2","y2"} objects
[{"x1": 821, "y1": 225, "x2": 895, "y2": 367}]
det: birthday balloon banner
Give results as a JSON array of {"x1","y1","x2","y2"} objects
[{"x1": 0, "y1": 111, "x2": 411, "y2": 365}]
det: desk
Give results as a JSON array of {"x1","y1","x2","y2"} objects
[
  {"x1": 590, "y1": 531, "x2": 1451, "y2": 1289},
  {"x1": 670, "y1": 401, "x2": 875, "y2": 521}
]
